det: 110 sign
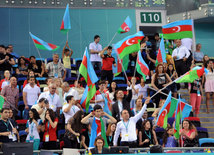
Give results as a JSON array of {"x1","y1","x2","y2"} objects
[{"x1": 140, "y1": 12, "x2": 162, "y2": 23}]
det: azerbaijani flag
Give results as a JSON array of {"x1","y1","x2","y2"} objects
[
  {"x1": 176, "y1": 66, "x2": 207, "y2": 83},
  {"x1": 80, "y1": 84, "x2": 96, "y2": 112},
  {"x1": 60, "y1": 4, "x2": 71, "y2": 33},
  {"x1": 89, "y1": 117, "x2": 108, "y2": 148},
  {"x1": 174, "y1": 95, "x2": 192, "y2": 139},
  {"x1": 136, "y1": 51, "x2": 149, "y2": 80},
  {"x1": 29, "y1": 32, "x2": 59, "y2": 51},
  {"x1": 155, "y1": 37, "x2": 167, "y2": 66},
  {"x1": 118, "y1": 16, "x2": 132, "y2": 34},
  {"x1": 103, "y1": 93, "x2": 112, "y2": 116},
  {"x1": 162, "y1": 19, "x2": 193, "y2": 39},
  {"x1": 0, "y1": 96, "x2": 4, "y2": 111},
  {"x1": 114, "y1": 31, "x2": 144, "y2": 59}
]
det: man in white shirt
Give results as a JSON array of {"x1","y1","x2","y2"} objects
[
  {"x1": 38, "y1": 83, "x2": 61, "y2": 116},
  {"x1": 23, "y1": 76, "x2": 41, "y2": 119},
  {"x1": 32, "y1": 98, "x2": 49, "y2": 121},
  {"x1": 113, "y1": 97, "x2": 150, "y2": 148},
  {"x1": 62, "y1": 82, "x2": 79, "y2": 103},
  {"x1": 172, "y1": 39, "x2": 190, "y2": 76},
  {"x1": 89, "y1": 35, "x2": 102, "y2": 71},
  {"x1": 62, "y1": 95, "x2": 81, "y2": 124}
]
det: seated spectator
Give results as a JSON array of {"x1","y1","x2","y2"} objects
[
  {"x1": 193, "y1": 43, "x2": 204, "y2": 62},
  {"x1": 23, "y1": 71, "x2": 40, "y2": 88},
  {"x1": 62, "y1": 82, "x2": 79, "y2": 102},
  {"x1": 62, "y1": 41, "x2": 73, "y2": 79},
  {"x1": 0, "y1": 70, "x2": 10, "y2": 91},
  {"x1": 46, "y1": 54, "x2": 66, "y2": 80},
  {"x1": 81, "y1": 124, "x2": 91, "y2": 150},
  {"x1": 107, "y1": 81, "x2": 118, "y2": 104},
  {"x1": 42, "y1": 109, "x2": 58, "y2": 150},
  {"x1": 0, "y1": 108, "x2": 18, "y2": 143},
  {"x1": 152, "y1": 99, "x2": 165, "y2": 118},
  {"x1": 23, "y1": 76, "x2": 41, "y2": 119},
  {"x1": 25, "y1": 109, "x2": 42, "y2": 151},
  {"x1": 139, "y1": 120, "x2": 158, "y2": 147},
  {"x1": 180, "y1": 119, "x2": 198, "y2": 147},
  {"x1": 106, "y1": 123, "x2": 116, "y2": 146},
  {"x1": 162, "y1": 126, "x2": 177, "y2": 147},
  {"x1": 43, "y1": 77, "x2": 53, "y2": 92},
  {"x1": 28, "y1": 56, "x2": 46, "y2": 77},
  {"x1": 72, "y1": 80, "x2": 85, "y2": 99},
  {"x1": 0, "y1": 46, "x2": 15, "y2": 73},
  {"x1": 136, "y1": 110, "x2": 151, "y2": 133},
  {"x1": 64, "y1": 110, "x2": 84, "y2": 148},
  {"x1": 166, "y1": 64, "x2": 178, "y2": 98},
  {"x1": 16, "y1": 56, "x2": 28, "y2": 77},
  {"x1": 32, "y1": 98, "x2": 49, "y2": 121},
  {"x1": 89, "y1": 136, "x2": 110, "y2": 154}
]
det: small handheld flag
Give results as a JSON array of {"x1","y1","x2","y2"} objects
[
  {"x1": 60, "y1": 4, "x2": 71, "y2": 33},
  {"x1": 118, "y1": 16, "x2": 132, "y2": 34},
  {"x1": 156, "y1": 37, "x2": 167, "y2": 66}
]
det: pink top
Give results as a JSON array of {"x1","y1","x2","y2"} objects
[{"x1": 180, "y1": 129, "x2": 196, "y2": 146}]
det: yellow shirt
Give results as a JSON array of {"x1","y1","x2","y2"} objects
[{"x1": 63, "y1": 56, "x2": 71, "y2": 69}]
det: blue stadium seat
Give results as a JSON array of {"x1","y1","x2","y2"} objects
[
  {"x1": 47, "y1": 58, "x2": 53, "y2": 63},
  {"x1": 199, "y1": 138, "x2": 214, "y2": 147},
  {"x1": 58, "y1": 129, "x2": 65, "y2": 139},
  {"x1": 17, "y1": 77, "x2": 27, "y2": 82},
  {"x1": 197, "y1": 127, "x2": 209, "y2": 139},
  {"x1": 19, "y1": 130, "x2": 27, "y2": 136},
  {"x1": 168, "y1": 117, "x2": 175, "y2": 127},
  {"x1": 36, "y1": 58, "x2": 45, "y2": 62}
]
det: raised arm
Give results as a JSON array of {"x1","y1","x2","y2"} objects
[{"x1": 81, "y1": 112, "x2": 93, "y2": 124}]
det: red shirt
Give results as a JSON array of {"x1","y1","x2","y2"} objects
[
  {"x1": 43, "y1": 118, "x2": 58, "y2": 142},
  {"x1": 102, "y1": 54, "x2": 115, "y2": 71}
]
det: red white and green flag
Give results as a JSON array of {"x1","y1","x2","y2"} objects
[
  {"x1": 155, "y1": 37, "x2": 167, "y2": 66},
  {"x1": 60, "y1": 4, "x2": 71, "y2": 33},
  {"x1": 162, "y1": 19, "x2": 193, "y2": 40},
  {"x1": 136, "y1": 51, "x2": 150, "y2": 80},
  {"x1": 118, "y1": 16, "x2": 132, "y2": 34},
  {"x1": 29, "y1": 32, "x2": 59, "y2": 51},
  {"x1": 114, "y1": 31, "x2": 144, "y2": 59}
]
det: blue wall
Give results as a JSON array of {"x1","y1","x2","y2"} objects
[{"x1": 0, "y1": 8, "x2": 136, "y2": 59}]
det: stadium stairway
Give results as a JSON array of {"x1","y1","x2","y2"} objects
[{"x1": 179, "y1": 88, "x2": 214, "y2": 139}]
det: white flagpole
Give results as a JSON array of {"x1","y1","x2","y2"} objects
[
  {"x1": 29, "y1": 32, "x2": 43, "y2": 60},
  {"x1": 116, "y1": 52, "x2": 128, "y2": 81},
  {"x1": 107, "y1": 32, "x2": 117, "y2": 47},
  {"x1": 192, "y1": 19, "x2": 196, "y2": 62},
  {"x1": 67, "y1": 31, "x2": 69, "y2": 42}
]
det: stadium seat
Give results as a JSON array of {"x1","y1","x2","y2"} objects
[
  {"x1": 16, "y1": 120, "x2": 28, "y2": 131},
  {"x1": 197, "y1": 127, "x2": 209, "y2": 139},
  {"x1": 47, "y1": 57, "x2": 53, "y2": 63},
  {"x1": 19, "y1": 130, "x2": 27, "y2": 142},
  {"x1": 58, "y1": 129, "x2": 65, "y2": 139},
  {"x1": 168, "y1": 117, "x2": 175, "y2": 127},
  {"x1": 185, "y1": 117, "x2": 201, "y2": 127},
  {"x1": 117, "y1": 84, "x2": 127, "y2": 91},
  {"x1": 65, "y1": 77, "x2": 77, "y2": 85},
  {"x1": 155, "y1": 127, "x2": 165, "y2": 143},
  {"x1": 75, "y1": 58, "x2": 83, "y2": 70},
  {"x1": 113, "y1": 77, "x2": 125, "y2": 84},
  {"x1": 36, "y1": 58, "x2": 45, "y2": 63},
  {"x1": 199, "y1": 138, "x2": 214, "y2": 147}
]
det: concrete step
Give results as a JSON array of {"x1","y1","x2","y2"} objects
[{"x1": 198, "y1": 113, "x2": 214, "y2": 117}]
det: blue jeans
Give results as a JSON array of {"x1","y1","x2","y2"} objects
[
  {"x1": 65, "y1": 68, "x2": 71, "y2": 78},
  {"x1": 23, "y1": 105, "x2": 32, "y2": 120}
]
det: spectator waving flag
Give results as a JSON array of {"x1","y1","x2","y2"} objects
[
  {"x1": 60, "y1": 4, "x2": 71, "y2": 33},
  {"x1": 114, "y1": 31, "x2": 144, "y2": 59},
  {"x1": 29, "y1": 32, "x2": 59, "y2": 51},
  {"x1": 136, "y1": 51, "x2": 150, "y2": 80},
  {"x1": 118, "y1": 16, "x2": 132, "y2": 34},
  {"x1": 79, "y1": 47, "x2": 98, "y2": 112},
  {"x1": 162, "y1": 19, "x2": 193, "y2": 39},
  {"x1": 155, "y1": 37, "x2": 167, "y2": 66}
]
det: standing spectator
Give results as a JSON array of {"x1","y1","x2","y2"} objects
[
  {"x1": 28, "y1": 56, "x2": 46, "y2": 77},
  {"x1": 0, "y1": 46, "x2": 15, "y2": 73},
  {"x1": 167, "y1": 64, "x2": 178, "y2": 98},
  {"x1": 203, "y1": 60, "x2": 214, "y2": 113},
  {"x1": 8, "y1": 108, "x2": 19, "y2": 142},
  {"x1": 172, "y1": 39, "x2": 190, "y2": 76},
  {"x1": 42, "y1": 109, "x2": 58, "y2": 150},
  {"x1": 23, "y1": 71, "x2": 40, "y2": 88},
  {"x1": 154, "y1": 33, "x2": 160, "y2": 53},
  {"x1": 203, "y1": 55, "x2": 210, "y2": 68},
  {"x1": 0, "y1": 70, "x2": 10, "y2": 91},
  {"x1": 16, "y1": 56, "x2": 28, "y2": 77},
  {"x1": 90, "y1": 136, "x2": 110, "y2": 154},
  {"x1": 130, "y1": 77, "x2": 138, "y2": 109},
  {"x1": 163, "y1": 126, "x2": 177, "y2": 147},
  {"x1": 62, "y1": 82, "x2": 79, "y2": 102},
  {"x1": 180, "y1": 119, "x2": 198, "y2": 147},
  {"x1": 23, "y1": 76, "x2": 41, "y2": 119},
  {"x1": 112, "y1": 81, "x2": 132, "y2": 122},
  {"x1": 113, "y1": 97, "x2": 150, "y2": 147},
  {"x1": 31, "y1": 98, "x2": 49, "y2": 121},
  {"x1": 43, "y1": 77, "x2": 53, "y2": 92},
  {"x1": 139, "y1": 120, "x2": 158, "y2": 147},
  {"x1": 25, "y1": 109, "x2": 42, "y2": 151},
  {"x1": 106, "y1": 123, "x2": 116, "y2": 146},
  {"x1": 62, "y1": 41, "x2": 73, "y2": 79},
  {"x1": 100, "y1": 46, "x2": 116, "y2": 84},
  {"x1": 132, "y1": 97, "x2": 143, "y2": 116},
  {"x1": 0, "y1": 108, "x2": 18, "y2": 143},
  {"x1": 46, "y1": 54, "x2": 66, "y2": 80},
  {"x1": 134, "y1": 76, "x2": 150, "y2": 98},
  {"x1": 72, "y1": 80, "x2": 85, "y2": 99},
  {"x1": 181, "y1": 38, "x2": 193, "y2": 69},
  {"x1": 62, "y1": 95, "x2": 81, "y2": 124},
  {"x1": 38, "y1": 83, "x2": 62, "y2": 115},
  {"x1": 107, "y1": 81, "x2": 118, "y2": 103},
  {"x1": 89, "y1": 35, "x2": 102, "y2": 71},
  {"x1": 128, "y1": 52, "x2": 137, "y2": 76},
  {"x1": 193, "y1": 43, "x2": 204, "y2": 62},
  {"x1": 64, "y1": 110, "x2": 84, "y2": 148},
  {"x1": 54, "y1": 78, "x2": 64, "y2": 106},
  {"x1": 81, "y1": 124, "x2": 91, "y2": 149},
  {"x1": 1, "y1": 77, "x2": 19, "y2": 110},
  {"x1": 0, "y1": 45, "x2": 6, "y2": 79}
]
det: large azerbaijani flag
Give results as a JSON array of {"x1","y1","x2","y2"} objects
[
  {"x1": 155, "y1": 37, "x2": 167, "y2": 66},
  {"x1": 60, "y1": 4, "x2": 71, "y2": 33},
  {"x1": 162, "y1": 19, "x2": 193, "y2": 39},
  {"x1": 114, "y1": 31, "x2": 144, "y2": 59},
  {"x1": 174, "y1": 95, "x2": 192, "y2": 139},
  {"x1": 79, "y1": 47, "x2": 98, "y2": 112},
  {"x1": 29, "y1": 32, "x2": 59, "y2": 51},
  {"x1": 89, "y1": 117, "x2": 108, "y2": 148},
  {"x1": 118, "y1": 16, "x2": 133, "y2": 34},
  {"x1": 136, "y1": 51, "x2": 150, "y2": 80},
  {"x1": 176, "y1": 66, "x2": 207, "y2": 83}
]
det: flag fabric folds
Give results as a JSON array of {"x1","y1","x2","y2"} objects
[
  {"x1": 29, "y1": 33, "x2": 59, "y2": 51},
  {"x1": 136, "y1": 51, "x2": 150, "y2": 80},
  {"x1": 60, "y1": 4, "x2": 71, "y2": 33},
  {"x1": 176, "y1": 66, "x2": 206, "y2": 83},
  {"x1": 155, "y1": 37, "x2": 167, "y2": 66},
  {"x1": 118, "y1": 16, "x2": 132, "y2": 34},
  {"x1": 114, "y1": 31, "x2": 144, "y2": 59},
  {"x1": 162, "y1": 19, "x2": 193, "y2": 39},
  {"x1": 0, "y1": 96, "x2": 4, "y2": 111}
]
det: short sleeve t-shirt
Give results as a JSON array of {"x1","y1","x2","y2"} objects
[
  {"x1": 134, "y1": 84, "x2": 149, "y2": 98},
  {"x1": 23, "y1": 84, "x2": 41, "y2": 106},
  {"x1": 26, "y1": 119, "x2": 42, "y2": 141},
  {"x1": 62, "y1": 104, "x2": 80, "y2": 124},
  {"x1": 89, "y1": 42, "x2": 102, "y2": 62},
  {"x1": 102, "y1": 54, "x2": 115, "y2": 71}
]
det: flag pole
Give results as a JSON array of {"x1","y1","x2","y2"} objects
[
  {"x1": 29, "y1": 32, "x2": 43, "y2": 60},
  {"x1": 107, "y1": 32, "x2": 117, "y2": 47},
  {"x1": 192, "y1": 19, "x2": 196, "y2": 62},
  {"x1": 133, "y1": 53, "x2": 138, "y2": 77},
  {"x1": 67, "y1": 31, "x2": 69, "y2": 42}
]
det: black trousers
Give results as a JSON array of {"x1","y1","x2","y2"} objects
[
  {"x1": 43, "y1": 141, "x2": 57, "y2": 150},
  {"x1": 175, "y1": 59, "x2": 188, "y2": 76},
  {"x1": 101, "y1": 70, "x2": 113, "y2": 84},
  {"x1": 63, "y1": 136, "x2": 79, "y2": 148},
  {"x1": 121, "y1": 141, "x2": 137, "y2": 148}
]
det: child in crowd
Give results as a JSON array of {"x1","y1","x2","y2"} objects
[
  {"x1": 62, "y1": 41, "x2": 73, "y2": 79},
  {"x1": 162, "y1": 126, "x2": 177, "y2": 147}
]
